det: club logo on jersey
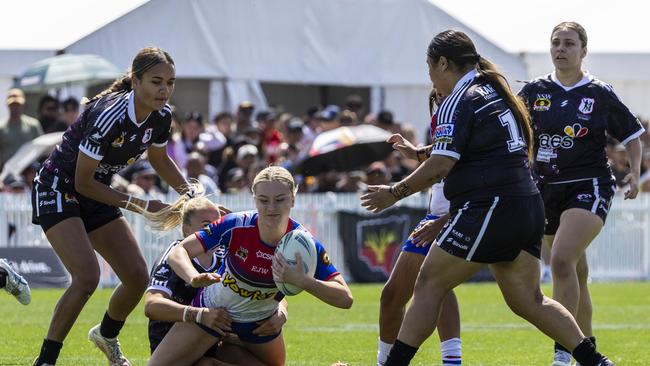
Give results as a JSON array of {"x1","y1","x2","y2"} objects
[
  {"x1": 533, "y1": 97, "x2": 552, "y2": 111},
  {"x1": 89, "y1": 132, "x2": 103, "y2": 144},
  {"x1": 578, "y1": 98, "x2": 595, "y2": 114},
  {"x1": 111, "y1": 132, "x2": 126, "y2": 148},
  {"x1": 142, "y1": 128, "x2": 153, "y2": 143},
  {"x1": 321, "y1": 251, "x2": 332, "y2": 266},
  {"x1": 564, "y1": 123, "x2": 589, "y2": 138},
  {"x1": 63, "y1": 193, "x2": 78, "y2": 204},
  {"x1": 235, "y1": 247, "x2": 248, "y2": 262}
]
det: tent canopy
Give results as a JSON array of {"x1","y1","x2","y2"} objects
[{"x1": 65, "y1": 0, "x2": 526, "y2": 86}]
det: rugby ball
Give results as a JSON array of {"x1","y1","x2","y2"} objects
[{"x1": 274, "y1": 229, "x2": 317, "y2": 296}]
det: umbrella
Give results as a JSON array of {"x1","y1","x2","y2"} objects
[
  {"x1": 0, "y1": 132, "x2": 64, "y2": 182},
  {"x1": 296, "y1": 125, "x2": 394, "y2": 175},
  {"x1": 14, "y1": 54, "x2": 122, "y2": 92}
]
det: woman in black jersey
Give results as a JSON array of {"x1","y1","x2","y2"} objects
[
  {"x1": 361, "y1": 30, "x2": 614, "y2": 366},
  {"x1": 31, "y1": 47, "x2": 192, "y2": 366},
  {"x1": 519, "y1": 22, "x2": 644, "y2": 366}
]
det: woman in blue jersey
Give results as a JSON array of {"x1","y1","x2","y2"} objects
[
  {"x1": 519, "y1": 22, "x2": 644, "y2": 366},
  {"x1": 377, "y1": 87, "x2": 461, "y2": 366},
  {"x1": 148, "y1": 166, "x2": 353, "y2": 366},
  {"x1": 31, "y1": 47, "x2": 192, "y2": 366},
  {"x1": 144, "y1": 196, "x2": 288, "y2": 366},
  {"x1": 361, "y1": 30, "x2": 614, "y2": 366}
]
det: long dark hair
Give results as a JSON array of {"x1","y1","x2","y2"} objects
[
  {"x1": 427, "y1": 30, "x2": 533, "y2": 159},
  {"x1": 88, "y1": 47, "x2": 175, "y2": 103}
]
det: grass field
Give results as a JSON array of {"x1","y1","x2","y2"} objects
[{"x1": 1, "y1": 282, "x2": 649, "y2": 365}]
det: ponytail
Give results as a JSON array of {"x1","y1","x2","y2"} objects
[
  {"x1": 476, "y1": 57, "x2": 534, "y2": 161},
  {"x1": 131, "y1": 180, "x2": 206, "y2": 231},
  {"x1": 86, "y1": 74, "x2": 132, "y2": 105}
]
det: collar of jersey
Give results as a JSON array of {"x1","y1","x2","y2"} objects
[
  {"x1": 452, "y1": 69, "x2": 480, "y2": 93},
  {"x1": 127, "y1": 90, "x2": 152, "y2": 127},
  {"x1": 550, "y1": 71, "x2": 594, "y2": 91}
]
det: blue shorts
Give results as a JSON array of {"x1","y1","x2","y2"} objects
[{"x1": 402, "y1": 214, "x2": 440, "y2": 256}]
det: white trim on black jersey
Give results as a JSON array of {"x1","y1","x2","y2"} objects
[
  {"x1": 79, "y1": 94, "x2": 129, "y2": 160},
  {"x1": 550, "y1": 71, "x2": 594, "y2": 91},
  {"x1": 620, "y1": 127, "x2": 646, "y2": 146},
  {"x1": 128, "y1": 90, "x2": 151, "y2": 127}
]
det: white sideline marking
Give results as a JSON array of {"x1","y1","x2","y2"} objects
[{"x1": 295, "y1": 323, "x2": 650, "y2": 332}]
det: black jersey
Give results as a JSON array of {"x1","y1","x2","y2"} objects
[
  {"x1": 147, "y1": 239, "x2": 223, "y2": 351},
  {"x1": 430, "y1": 70, "x2": 538, "y2": 205},
  {"x1": 519, "y1": 73, "x2": 645, "y2": 183},
  {"x1": 36, "y1": 90, "x2": 172, "y2": 193}
]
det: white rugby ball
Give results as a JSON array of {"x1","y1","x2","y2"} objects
[{"x1": 274, "y1": 229, "x2": 317, "y2": 296}]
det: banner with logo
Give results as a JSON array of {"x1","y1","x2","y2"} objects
[
  {"x1": 338, "y1": 207, "x2": 426, "y2": 283},
  {"x1": 0, "y1": 247, "x2": 70, "y2": 288}
]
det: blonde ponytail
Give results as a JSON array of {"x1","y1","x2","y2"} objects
[{"x1": 131, "y1": 180, "x2": 206, "y2": 231}]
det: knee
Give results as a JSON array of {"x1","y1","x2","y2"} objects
[
  {"x1": 504, "y1": 288, "x2": 544, "y2": 318},
  {"x1": 550, "y1": 255, "x2": 577, "y2": 279},
  {"x1": 380, "y1": 280, "x2": 410, "y2": 310},
  {"x1": 70, "y1": 269, "x2": 100, "y2": 298},
  {"x1": 122, "y1": 262, "x2": 150, "y2": 291}
]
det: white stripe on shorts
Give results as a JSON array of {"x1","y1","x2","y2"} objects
[
  {"x1": 35, "y1": 183, "x2": 40, "y2": 217},
  {"x1": 437, "y1": 201, "x2": 470, "y2": 246},
  {"x1": 51, "y1": 176, "x2": 59, "y2": 191},
  {"x1": 590, "y1": 178, "x2": 600, "y2": 213},
  {"x1": 56, "y1": 192, "x2": 62, "y2": 213},
  {"x1": 466, "y1": 196, "x2": 500, "y2": 261}
]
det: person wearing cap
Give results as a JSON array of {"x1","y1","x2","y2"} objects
[
  {"x1": 0, "y1": 88, "x2": 43, "y2": 170},
  {"x1": 235, "y1": 100, "x2": 255, "y2": 134},
  {"x1": 317, "y1": 105, "x2": 341, "y2": 132}
]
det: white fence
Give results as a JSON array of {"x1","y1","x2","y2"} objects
[{"x1": 1, "y1": 192, "x2": 649, "y2": 286}]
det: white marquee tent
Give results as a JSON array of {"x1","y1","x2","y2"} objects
[{"x1": 65, "y1": 0, "x2": 527, "y2": 138}]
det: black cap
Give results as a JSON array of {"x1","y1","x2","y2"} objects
[{"x1": 377, "y1": 110, "x2": 394, "y2": 125}]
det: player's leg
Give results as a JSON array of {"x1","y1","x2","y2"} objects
[
  {"x1": 148, "y1": 322, "x2": 218, "y2": 366},
  {"x1": 87, "y1": 216, "x2": 150, "y2": 364},
  {"x1": 489, "y1": 251, "x2": 611, "y2": 366},
  {"x1": 242, "y1": 334, "x2": 286, "y2": 366},
  {"x1": 34, "y1": 217, "x2": 101, "y2": 365},
  {"x1": 385, "y1": 246, "x2": 482, "y2": 365},
  {"x1": 211, "y1": 343, "x2": 266, "y2": 366}
]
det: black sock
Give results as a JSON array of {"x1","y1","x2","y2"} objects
[
  {"x1": 0, "y1": 269, "x2": 6, "y2": 287},
  {"x1": 99, "y1": 312, "x2": 125, "y2": 339},
  {"x1": 555, "y1": 341, "x2": 571, "y2": 353},
  {"x1": 572, "y1": 337, "x2": 604, "y2": 366},
  {"x1": 37, "y1": 338, "x2": 63, "y2": 365},
  {"x1": 589, "y1": 336, "x2": 597, "y2": 348},
  {"x1": 384, "y1": 339, "x2": 419, "y2": 366}
]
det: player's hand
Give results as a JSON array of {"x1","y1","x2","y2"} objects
[
  {"x1": 387, "y1": 134, "x2": 417, "y2": 160},
  {"x1": 252, "y1": 306, "x2": 287, "y2": 336},
  {"x1": 190, "y1": 272, "x2": 221, "y2": 288},
  {"x1": 622, "y1": 172, "x2": 640, "y2": 199},
  {"x1": 360, "y1": 185, "x2": 397, "y2": 213},
  {"x1": 219, "y1": 332, "x2": 243, "y2": 346},
  {"x1": 199, "y1": 307, "x2": 232, "y2": 336},
  {"x1": 272, "y1": 252, "x2": 308, "y2": 288},
  {"x1": 411, "y1": 218, "x2": 446, "y2": 247},
  {"x1": 146, "y1": 200, "x2": 168, "y2": 213}
]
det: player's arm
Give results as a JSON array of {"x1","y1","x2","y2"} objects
[
  {"x1": 273, "y1": 252, "x2": 353, "y2": 309},
  {"x1": 144, "y1": 290, "x2": 189, "y2": 322},
  {"x1": 387, "y1": 134, "x2": 432, "y2": 163},
  {"x1": 147, "y1": 144, "x2": 189, "y2": 195},
  {"x1": 252, "y1": 298, "x2": 289, "y2": 336},
  {"x1": 622, "y1": 137, "x2": 642, "y2": 199},
  {"x1": 74, "y1": 152, "x2": 148, "y2": 210},
  {"x1": 168, "y1": 235, "x2": 220, "y2": 287},
  {"x1": 360, "y1": 154, "x2": 456, "y2": 213}
]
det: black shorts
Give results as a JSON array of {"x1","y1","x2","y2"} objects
[
  {"x1": 31, "y1": 182, "x2": 122, "y2": 233},
  {"x1": 436, "y1": 195, "x2": 544, "y2": 263},
  {"x1": 540, "y1": 177, "x2": 615, "y2": 235}
]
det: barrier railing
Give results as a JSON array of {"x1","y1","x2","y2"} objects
[{"x1": 1, "y1": 192, "x2": 648, "y2": 285}]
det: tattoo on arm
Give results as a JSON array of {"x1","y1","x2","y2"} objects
[
  {"x1": 389, "y1": 181, "x2": 412, "y2": 200},
  {"x1": 416, "y1": 145, "x2": 433, "y2": 163}
]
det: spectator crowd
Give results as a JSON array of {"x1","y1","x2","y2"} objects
[{"x1": 1, "y1": 87, "x2": 650, "y2": 196}]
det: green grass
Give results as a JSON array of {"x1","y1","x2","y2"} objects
[{"x1": 1, "y1": 282, "x2": 649, "y2": 365}]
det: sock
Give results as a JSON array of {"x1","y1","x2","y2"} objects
[
  {"x1": 377, "y1": 338, "x2": 393, "y2": 366},
  {"x1": 385, "y1": 339, "x2": 418, "y2": 366},
  {"x1": 99, "y1": 312, "x2": 125, "y2": 339},
  {"x1": 554, "y1": 342, "x2": 572, "y2": 363},
  {"x1": 440, "y1": 337, "x2": 462, "y2": 365},
  {"x1": 575, "y1": 337, "x2": 597, "y2": 366},
  {"x1": 572, "y1": 337, "x2": 605, "y2": 366},
  {"x1": 36, "y1": 338, "x2": 63, "y2": 365},
  {"x1": 0, "y1": 269, "x2": 6, "y2": 287}
]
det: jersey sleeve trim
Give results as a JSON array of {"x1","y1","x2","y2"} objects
[
  {"x1": 430, "y1": 150, "x2": 461, "y2": 160},
  {"x1": 151, "y1": 141, "x2": 168, "y2": 147},
  {"x1": 146, "y1": 285, "x2": 173, "y2": 297},
  {"x1": 323, "y1": 272, "x2": 340, "y2": 282},
  {"x1": 78, "y1": 144, "x2": 103, "y2": 160},
  {"x1": 620, "y1": 128, "x2": 645, "y2": 146}
]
